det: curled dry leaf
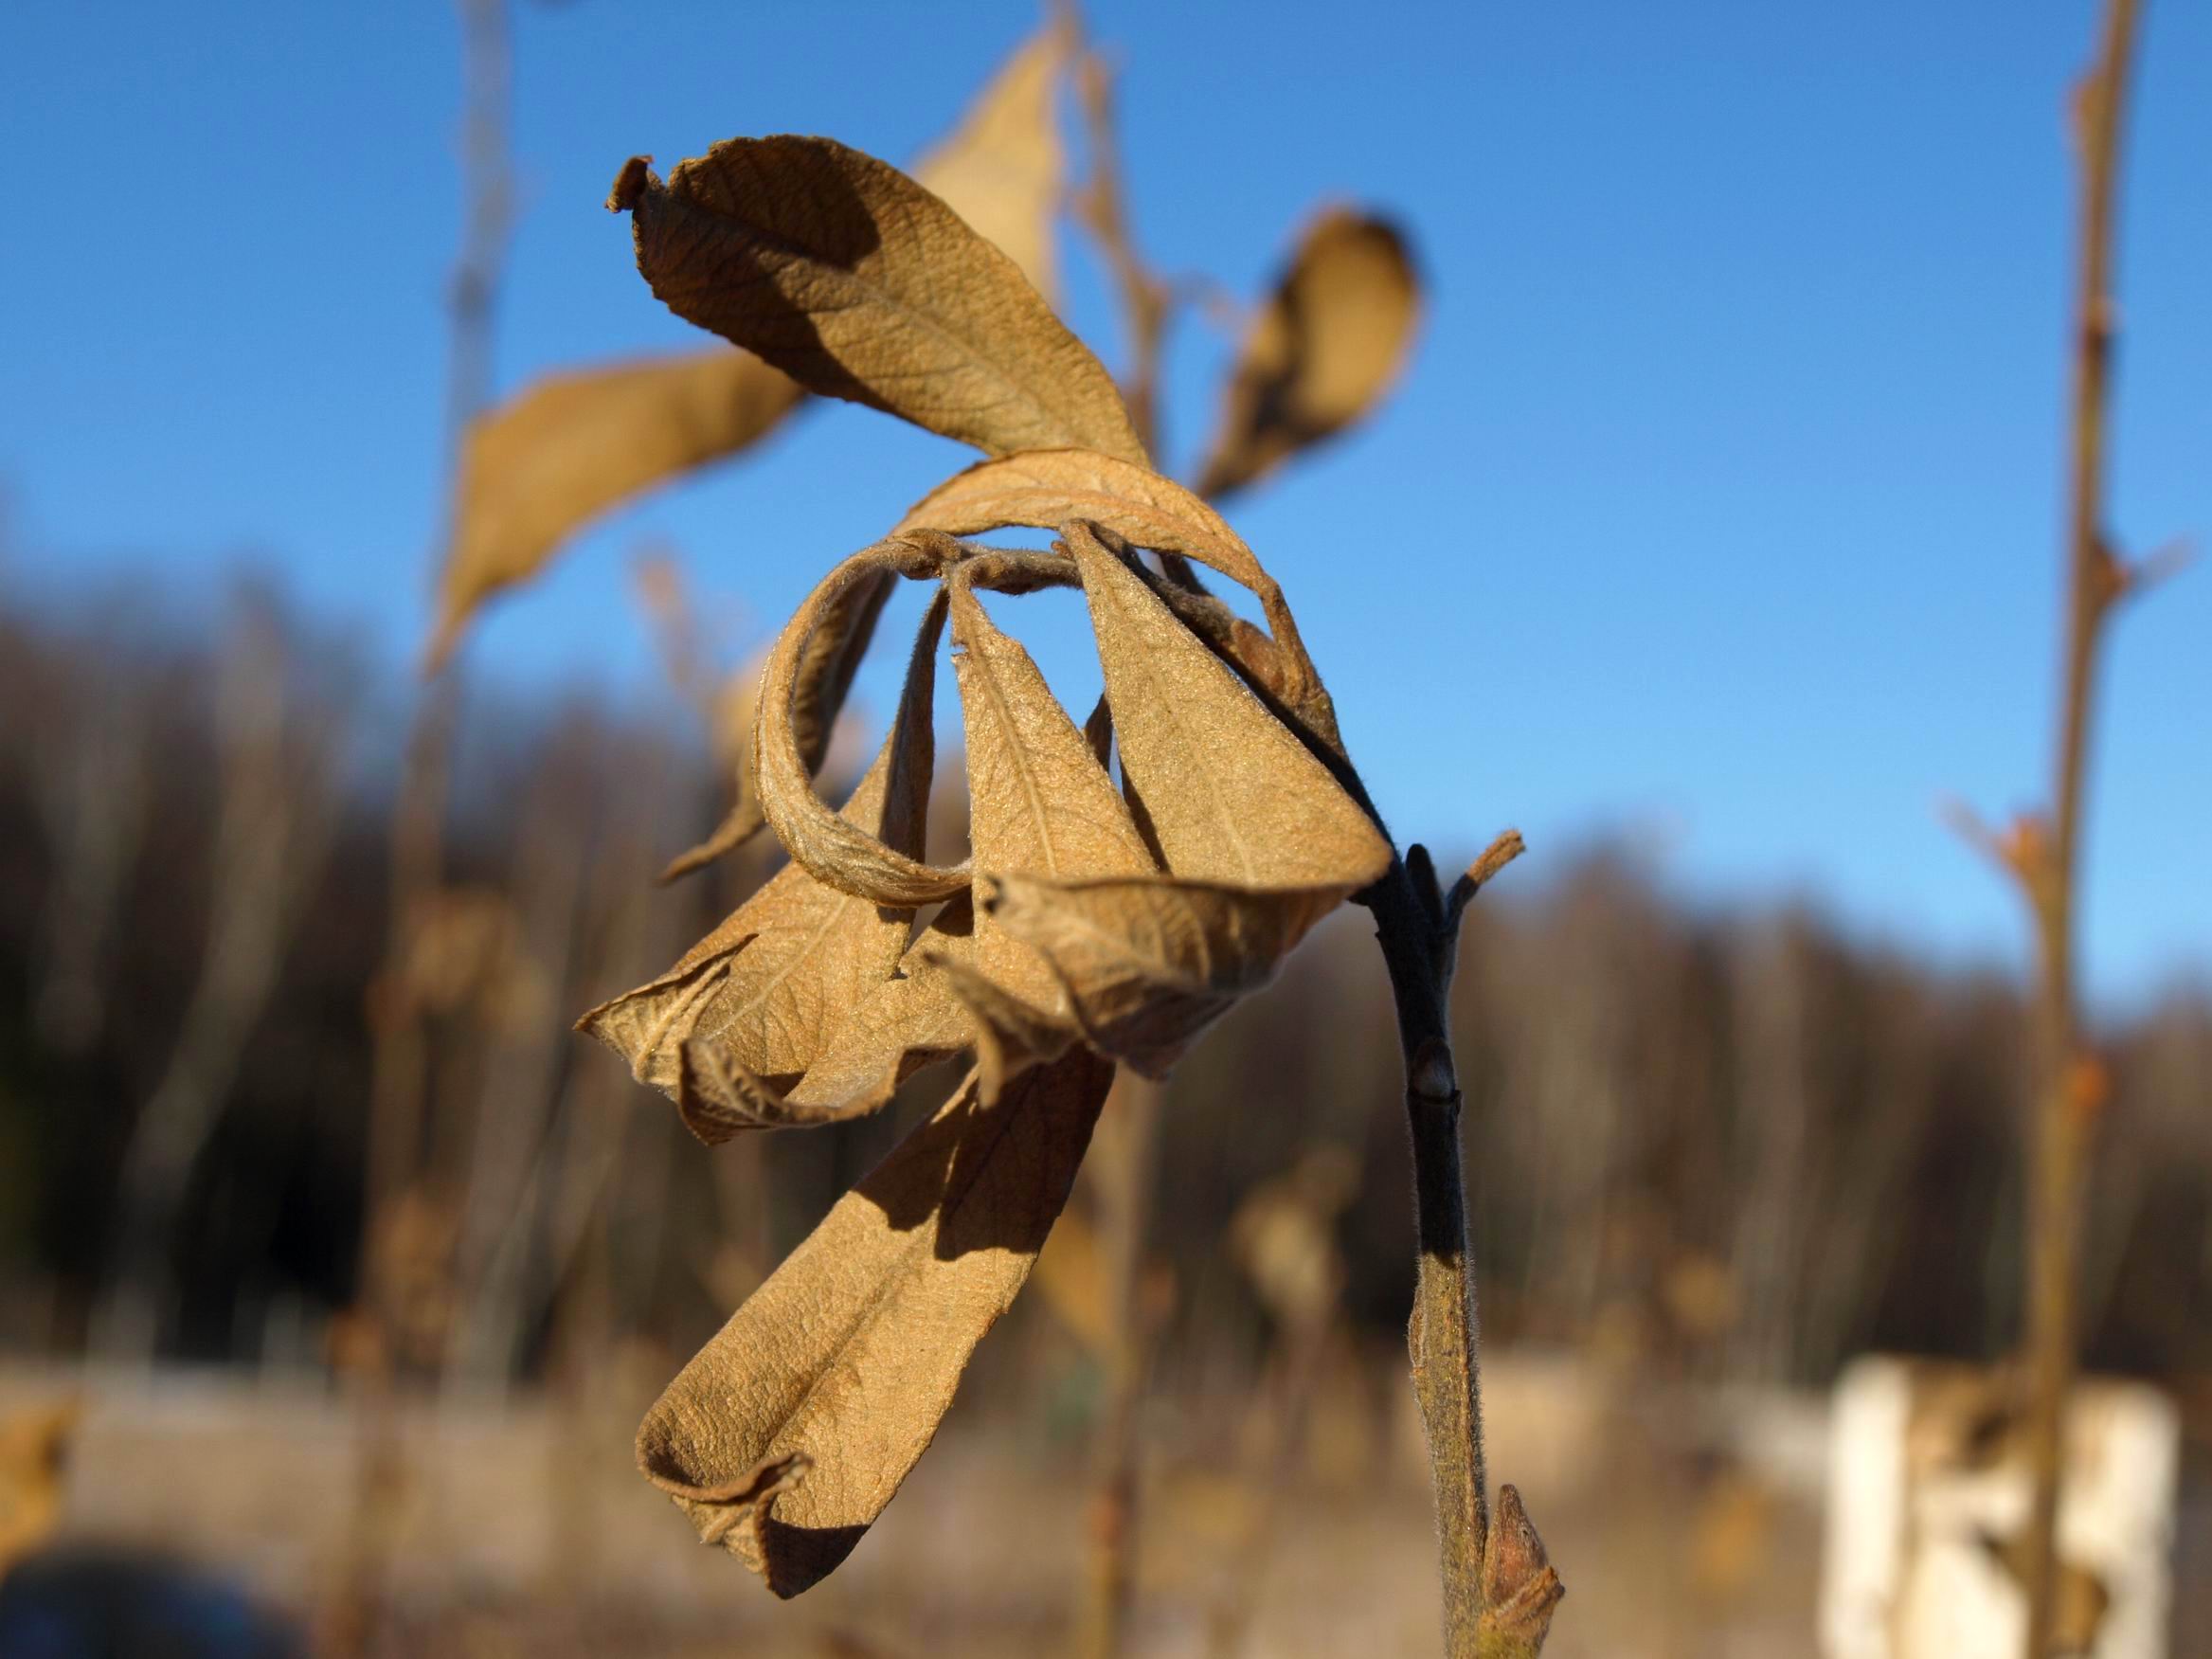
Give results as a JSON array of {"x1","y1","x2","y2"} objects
[
  {"x1": 427, "y1": 351, "x2": 803, "y2": 672},
  {"x1": 1196, "y1": 207, "x2": 1421, "y2": 500},
  {"x1": 911, "y1": 19, "x2": 1070, "y2": 301},
  {"x1": 638, "y1": 1049, "x2": 1116, "y2": 1596},
  {"x1": 754, "y1": 544, "x2": 974, "y2": 908},
  {"x1": 578, "y1": 592, "x2": 943, "y2": 1132},
  {"x1": 594, "y1": 510, "x2": 1388, "y2": 1589},
  {"x1": 611, "y1": 136, "x2": 1143, "y2": 465}
]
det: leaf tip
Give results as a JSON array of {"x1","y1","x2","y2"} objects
[{"x1": 607, "y1": 154, "x2": 659, "y2": 214}]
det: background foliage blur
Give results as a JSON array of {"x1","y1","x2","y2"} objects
[{"x1": 3, "y1": 585, "x2": 2205, "y2": 1389}]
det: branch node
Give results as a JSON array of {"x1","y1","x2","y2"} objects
[
  {"x1": 2118, "y1": 533, "x2": 2198, "y2": 604},
  {"x1": 1409, "y1": 1037, "x2": 1458, "y2": 1105}
]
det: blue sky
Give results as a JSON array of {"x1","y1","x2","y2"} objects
[{"x1": 2, "y1": 1, "x2": 2206, "y2": 1004}]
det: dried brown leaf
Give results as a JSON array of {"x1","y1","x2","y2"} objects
[
  {"x1": 577, "y1": 594, "x2": 942, "y2": 1119},
  {"x1": 428, "y1": 350, "x2": 804, "y2": 671},
  {"x1": 919, "y1": 528, "x2": 1390, "y2": 1074},
  {"x1": 944, "y1": 575, "x2": 1156, "y2": 1086},
  {"x1": 636, "y1": 1049, "x2": 1115, "y2": 1595},
  {"x1": 912, "y1": 20, "x2": 1070, "y2": 301},
  {"x1": 611, "y1": 137, "x2": 1142, "y2": 463},
  {"x1": 1068, "y1": 528, "x2": 1386, "y2": 891},
  {"x1": 1196, "y1": 208, "x2": 1420, "y2": 500},
  {"x1": 980, "y1": 872, "x2": 1333, "y2": 1076}
]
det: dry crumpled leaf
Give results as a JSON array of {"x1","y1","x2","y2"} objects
[
  {"x1": 596, "y1": 436, "x2": 1385, "y2": 1590},
  {"x1": 1196, "y1": 207, "x2": 1421, "y2": 500},
  {"x1": 969, "y1": 526, "x2": 1388, "y2": 1073},
  {"x1": 426, "y1": 350, "x2": 804, "y2": 674},
  {"x1": 753, "y1": 543, "x2": 975, "y2": 909},
  {"x1": 612, "y1": 136, "x2": 1143, "y2": 466},
  {"x1": 577, "y1": 592, "x2": 941, "y2": 1132},
  {"x1": 636, "y1": 1048, "x2": 1115, "y2": 1596},
  {"x1": 426, "y1": 33, "x2": 1074, "y2": 676},
  {"x1": 939, "y1": 573, "x2": 1157, "y2": 1091},
  {"x1": 911, "y1": 19, "x2": 1070, "y2": 301}
]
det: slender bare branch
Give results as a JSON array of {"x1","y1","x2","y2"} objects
[
  {"x1": 1361, "y1": 844, "x2": 1559, "y2": 1657},
  {"x1": 2019, "y1": 3, "x2": 2147, "y2": 1652}
]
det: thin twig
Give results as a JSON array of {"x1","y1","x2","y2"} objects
[
  {"x1": 2018, "y1": 3, "x2": 2147, "y2": 1652},
  {"x1": 1072, "y1": 46, "x2": 1172, "y2": 462},
  {"x1": 331, "y1": 3, "x2": 515, "y2": 1653},
  {"x1": 1066, "y1": 9, "x2": 1553, "y2": 1645},
  {"x1": 1361, "y1": 845, "x2": 1557, "y2": 1656}
]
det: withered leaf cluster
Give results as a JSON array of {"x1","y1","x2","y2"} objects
[
  {"x1": 575, "y1": 117, "x2": 1410, "y2": 1593},
  {"x1": 431, "y1": 20, "x2": 1425, "y2": 1597}
]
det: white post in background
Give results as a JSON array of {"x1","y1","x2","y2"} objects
[{"x1": 1822, "y1": 1357, "x2": 2178, "y2": 1658}]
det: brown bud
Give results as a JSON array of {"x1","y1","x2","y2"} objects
[{"x1": 1478, "y1": 1483, "x2": 1564, "y2": 1657}]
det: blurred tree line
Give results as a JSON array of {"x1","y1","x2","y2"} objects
[{"x1": 1, "y1": 585, "x2": 2206, "y2": 1393}]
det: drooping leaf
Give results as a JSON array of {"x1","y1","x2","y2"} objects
[
  {"x1": 576, "y1": 593, "x2": 943, "y2": 1115},
  {"x1": 980, "y1": 871, "x2": 1328, "y2": 1076},
  {"x1": 1067, "y1": 528, "x2": 1386, "y2": 891},
  {"x1": 677, "y1": 895, "x2": 983, "y2": 1141},
  {"x1": 611, "y1": 136, "x2": 1143, "y2": 463},
  {"x1": 427, "y1": 351, "x2": 804, "y2": 671},
  {"x1": 958, "y1": 528, "x2": 1389, "y2": 1073},
  {"x1": 1196, "y1": 207, "x2": 1421, "y2": 500},
  {"x1": 912, "y1": 20, "x2": 1070, "y2": 300},
  {"x1": 636, "y1": 1049, "x2": 1115, "y2": 1596},
  {"x1": 941, "y1": 576, "x2": 1155, "y2": 1089},
  {"x1": 426, "y1": 39, "x2": 1077, "y2": 676}
]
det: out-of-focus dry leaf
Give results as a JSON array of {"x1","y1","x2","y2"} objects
[
  {"x1": 378, "y1": 884, "x2": 549, "y2": 1034},
  {"x1": 1031, "y1": 1203, "x2": 1110, "y2": 1354},
  {"x1": 611, "y1": 137, "x2": 1143, "y2": 464},
  {"x1": 0, "y1": 1399, "x2": 79, "y2": 1575},
  {"x1": 912, "y1": 20, "x2": 1070, "y2": 300},
  {"x1": 661, "y1": 567, "x2": 892, "y2": 883},
  {"x1": 1229, "y1": 1145, "x2": 1358, "y2": 1329},
  {"x1": 1196, "y1": 208, "x2": 1420, "y2": 500},
  {"x1": 577, "y1": 594, "x2": 942, "y2": 1123},
  {"x1": 427, "y1": 350, "x2": 804, "y2": 671},
  {"x1": 636, "y1": 1049, "x2": 1114, "y2": 1596}
]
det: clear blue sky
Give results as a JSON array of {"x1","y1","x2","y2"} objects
[{"x1": 3, "y1": 1, "x2": 2206, "y2": 1005}]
